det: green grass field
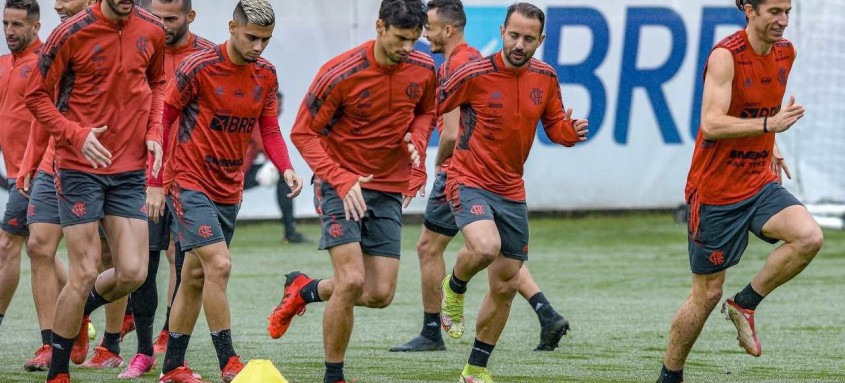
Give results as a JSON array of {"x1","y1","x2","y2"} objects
[{"x1": 1, "y1": 213, "x2": 843, "y2": 382}]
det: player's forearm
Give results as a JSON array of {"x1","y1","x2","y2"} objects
[
  {"x1": 19, "y1": 122, "x2": 50, "y2": 178},
  {"x1": 291, "y1": 130, "x2": 358, "y2": 197},
  {"x1": 433, "y1": 136, "x2": 455, "y2": 168},
  {"x1": 25, "y1": 88, "x2": 86, "y2": 149},
  {"x1": 258, "y1": 117, "x2": 293, "y2": 172},
  {"x1": 145, "y1": 81, "x2": 165, "y2": 145},
  {"x1": 701, "y1": 114, "x2": 770, "y2": 140},
  {"x1": 545, "y1": 119, "x2": 579, "y2": 147},
  {"x1": 147, "y1": 103, "x2": 178, "y2": 187},
  {"x1": 409, "y1": 112, "x2": 435, "y2": 157}
]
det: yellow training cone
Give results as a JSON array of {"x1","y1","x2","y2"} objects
[{"x1": 231, "y1": 359, "x2": 289, "y2": 383}]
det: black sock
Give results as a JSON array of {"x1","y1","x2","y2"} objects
[
  {"x1": 41, "y1": 329, "x2": 53, "y2": 346},
  {"x1": 420, "y1": 312, "x2": 442, "y2": 342},
  {"x1": 733, "y1": 283, "x2": 764, "y2": 310},
  {"x1": 211, "y1": 329, "x2": 237, "y2": 370},
  {"x1": 162, "y1": 332, "x2": 190, "y2": 373},
  {"x1": 47, "y1": 332, "x2": 75, "y2": 379},
  {"x1": 134, "y1": 316, "x2": 155, "y2": 356},
  {"x1": 467, "y1": 338, "x2": 495, "y2": 368},
  {"x1": 0, "y1": 314, "x2": 4, "y2": 326},
  {"x1": 658, "y1": 364, "x2": 684, "y2": 383},
  {"x1": 300, "y1": 279, "x2": 323, "y2": 303},
  {"x1": 324, "y1": 361, "x2": 344, "y2": 383},
  {"x1": 83, "y1": 289, "x2": 111, "y2": 316},
  {"x1": 101, "y1": 332, "x2": 121, "y2": 355},
  {"x1": 528, "y1": 292, "x2": 559, "y2": 326},
  {"x1": 130, "y1": 250, "x2": 160, "y2": 356},
  {"x1": 162, "y1": 306, "x2": 171, "y2": 332},
  {"x1": 449, "y1": 273, "x2": 468, "y2": 294}
]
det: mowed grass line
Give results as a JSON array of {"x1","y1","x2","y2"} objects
[{"x1": 0, "y1": 213, "x2": 843, "y2": 382}]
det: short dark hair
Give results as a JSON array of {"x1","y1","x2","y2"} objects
[
  {"x1": 504, "y1": 2, "x2": 545, "y2": 34},
  {"x1": 4, "y1": 0, "x2": 39, "y2": 22},
  {"x1": 151, "y1": 0, "x2": 191, "y2": 13},
  {"x1": 233, "y1": 0, "x2": 274, "y2": 27},
  {"x1": 736, "y1": 0, "x2": 764, "y2": 22},
  {"x1": 379, "y1": 0, "x2": 427, "y2": 30},
  {"x1": 426, "y1": 0, "x2": 466, "y2": 29}
]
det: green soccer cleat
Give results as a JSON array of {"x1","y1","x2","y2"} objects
[
  {"x1": 440, "y1": 274, "x2": 465, "y2": 339},
  {"x1": 88, "y1": 321, "x2": 96, "y2": 341},
  {"x1": 459, "y1": 364, "x2": 494, "y2": 383}
]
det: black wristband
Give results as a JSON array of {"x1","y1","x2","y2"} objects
[{"x1": 763, "y1": 116, "x2": 769, "y2": 133}]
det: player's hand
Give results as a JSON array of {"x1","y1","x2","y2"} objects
[
  {"x1": 343, "y1": 175, "x2": 373, "y2": 221},
  {"x1": 404, "y1": 133, "x2": 421, "y2": 168},
  {"x1": 403, "y1": 187, "x2": 425, "y2": 208},
  {"x1": 403, "y1": 167, "x2": 427, "y2": 208},
  {"x1": 145, "y1": 186, "x2": 165, "y2": 223},
  {"x1": 17, "y1": 172, "x2": 31, "y2": 199},
  {"x1": 147, "y1": 140, "x2": 163, "y2": 178},
  {"x1": 283, "y1": 169, "x2": 303, "y2": 198},
  {"x1": 256, "y1": 162, "x2": 280, "y2": 187},
  {"x1": 566, "y1": 108, "x2": 589, "y2": 141},
  {"x1": 769, "y1": 95, "x2": 805, "y2": 133},
  {"x1": 82, "y1": 126, "x2": 111, "y2": 169},
  {"x1": 771, "y1": 145, "x2": 792, "y2": 183}
]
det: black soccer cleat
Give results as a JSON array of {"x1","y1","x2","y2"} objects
[
  {"x1": 535, "y1": 315, "x2": 570, "y2": 351},
  {"x1": 388, "y1": 335, "x2": 446, "y2": 352}
]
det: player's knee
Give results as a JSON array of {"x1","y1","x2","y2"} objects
[
  {"x1": 26, "y1": 239, "x2": 54, "y2": 265},
  {"x1": 117, "y1": 267, "x2": 147, "y2": 290},
  {"x1": 795, "y1": 226, "x2": 824, "y2": 258},
  {"x1": 469, "y1": 239, "x2": 501, "y2": 264},
  {"x1": 416, "y1": 238, "x2": 442, "y2": 261},
  {"x1": 205, "y1": 256, "x2": 232, "y2": 281},
  {"x1": 489, "y1": 277, "x2": 519, "y2": 300},
  {"x1": 72, "y1": 263, "x2": 100, "y2": 292},
  {"x1": 362, "y1": 288, "x2": 395, "y2": 309},
  {"x1": 0, "y1": 232, "x2": 22, "y2": 257},
  {"x1": 335, "y1": 273, "x2": 365, "y2": 300}
]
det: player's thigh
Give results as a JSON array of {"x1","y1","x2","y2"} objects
[
  {"x1": 360, "y1": 190, "x2": 403, "y2": 258},
  {"x1": 486, "y1": 254, "x2": 523, "y2": 295},
  {"x1": 149, "y1": 206, "x2": 173, "y2": 253},
  {"x1": 102, "y1": 170, "x2": 147, "y2": 221},
  {"x1": 62, "y1": 221, "x2": 104, "y2": 273},
  {"x1": 687, "y1": 192, "x2": 757, "y2": 274},
  {"x1": 361, "y1": 252, "x2": 400, "y2": 299},
  {"x1": 26, "y1": 171, "x2": 62, "y2": 226},
  {"x1": 490, "y1": 194, "x2": 529, "y2": 261},
  {"x1": 328, "y1": 242, "x2": 366, "y2": 286},
  {"x1": 422, "y1": 171, "x2": 459, "y2": 237},
  {"x1": 752, "y1": 184, "x2": 816, "y2": 243},
  {"x1": 56, "y1": 170, "x2": 106, "y2": 226},
  {"x1": 102, "y1": 215, "x2": 149, "y2": 272},
  {"x1": 452, "y1": 186, "x2": 500, "y2": 255}
]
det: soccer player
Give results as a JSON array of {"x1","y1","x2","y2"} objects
[
  {"x1": 0, "y1": 0, "x2": 42, "y2": 330},
  {"x1": 111, "y1": 0, "x2": 215, "y2": 378},
  {"x1": 25, "y1": 0, "x2": 167, "y2": 380},
  {"x1": 157, "y1": 1, "x2": 302, "y2": 382},
  {"x1": 14, "y1": 0, "x2": 129, "y2": 372},
  {"x1": 390, "y1": 0, "x2": 570, "y2": 354},
  {"x1": 657, "y1": 1, "x2": 821, "y2": 382},
  {"x1": 266, "y1": 1, "x2": 434, "y2": 382},
  {"x1": 436, "y1": 3, "x2": 587, "y2": 382}
]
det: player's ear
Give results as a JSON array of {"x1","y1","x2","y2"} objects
[
  {"x1": 33, "y1": 20, "x2": 41, "y2": 34},
  {"x1": 376, "y1": 19, "x2": 385, "y2": 35},
  {"x1": 228, "y1": 20, "x2": 236, "y2": 36},
  {"x1": 186, "y1": 9, "x2": 196, "y2": 24}
]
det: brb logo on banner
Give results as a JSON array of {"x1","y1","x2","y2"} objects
[{"x1": 416, "y1": 5, "x2": 746, "y2": 147}]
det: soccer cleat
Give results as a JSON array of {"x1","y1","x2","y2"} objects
[
  {"x1": 220, "y1": 355, "x2": 245, "y2": 383},
  {"x1": 117, "y1": 353, "x2": 156, "y2": 378},
  {"x1": 24, "y1": 344, "x2": 52, "y2": 371},
  {"x1": 159, "y1": 366, "x2": 208, "y2": 383},
  {"x1": 535, "y1": 315, "x2": 570, "y2": 351},
  {"x1": 121, "y1": 314, "x2": 136, "y2": 341},
  {"x1": 722, "y1": 298, "x2": 762, "y2": 357},
  {"x1": 389, "y1": 335, "x2": 446, "y2": 352},
  {"x1": 153, "y1": 330, "x2": 168, "y2": 354},
  {"x1": 440, "y1": 275, "x2": 465, "y2": 339},
  {"x1": 45, "y1": 373, "x2": 72, "y2": 383},
  {"x1": 459, "y1": 364, "x2": 494, "y2": 383},
  {"x1": 79, "y1": 346, "x2": 124, "y2": 369},
  {"x1": 71, "y1": 317, "x2": 90, "y2": 365},
  {"x1": 267, "y1": 271, "x2": 312, "y2": 339},
  {"x1": 88, "y1": 321, "x2": 97, "y2": 340}
]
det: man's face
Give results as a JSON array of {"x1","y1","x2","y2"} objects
[
  {"x1": 500, "y1": 12, "x2": 544, "y2": 68},
  {"x1": 423, "y1": 9, "x2": 447, "y2": 54},
  {"x1": 747, "y1": 0, "x2": 791, "y2": 43},
  {"x1": 376, "y1": 21, "x2": 421, "y2": 64},
  {"x1": 229, "y1": 21, "x2": 273, "y2": 63},
  {"x1": 104, "y1": 0, "x2": 134, "y2": 17},
  {"x1": 152, "y1": 0, "x2": 191, "y2": 45},
  {"x1": 54, "y1": 0, "x2": 92, "y2": 21},
  {"x1": 3, "y1": 8, "x2": 38, "y2": 53}
]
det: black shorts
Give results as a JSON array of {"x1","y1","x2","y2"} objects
[
  {"x1": 449, "y1": 185, "x2": 529, "y2": 261},
  {"x1": 423, "y1": 171, "x2": 459, "y2": 237},
  {"x1": 27, "y1": 171, "x2": 61, "y2": 226},
  {"x1": 148, "y1": 205, "x2": 173, "y2": 252},
  {"x1": 1, "y1": 178, "x2": 29, "y2": 236},
  {"x1": 56, "y1": 169, "x2": 147, "y2": 226},
  {"x1": 688, "y1": 182, "x2": 802, "y2": 274},
  {"x1": 313, "y1": 179, "x2": 403, "y2": 258},
  {"x1": 167, "y1": 184, "x2": 239, "y2": 251}
]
